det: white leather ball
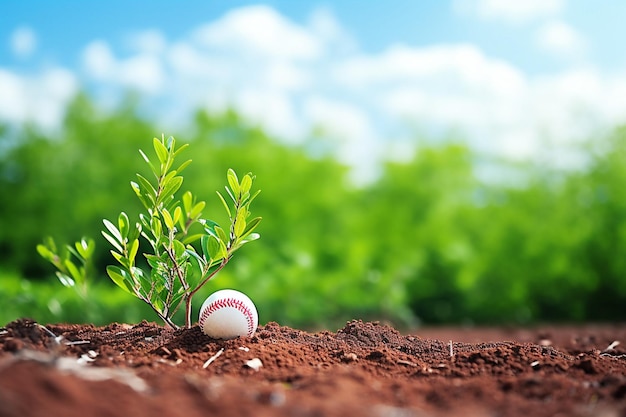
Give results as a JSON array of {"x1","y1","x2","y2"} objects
[{"x1": 198, "y1": 289, "x2": 258, "y2": 339}]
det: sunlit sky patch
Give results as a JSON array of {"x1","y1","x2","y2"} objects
[{"x1": 3, "y1": 1, "x2": 626, "y2": 182}]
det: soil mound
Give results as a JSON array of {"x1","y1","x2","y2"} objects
[{"x1": 1, "y1": 318, "x2": 625, "y2": 417}]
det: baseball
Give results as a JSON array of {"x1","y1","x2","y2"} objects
[{"x1": 198, "y1": 289, "x2": 258, "y2": 339}]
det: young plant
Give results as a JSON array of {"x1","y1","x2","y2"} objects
[
  {"x1": 37, "y1": 237, "x2": 95, "y2": 300},
  {"x1": 102, "y1": 136, "x2": 261, "y2": 328}
]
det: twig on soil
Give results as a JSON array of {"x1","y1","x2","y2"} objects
[
  {"x1": 600, "y1": 353, "x2": 626, "y2": 359},
  {"x1": 65, "y1": 340, "x2": 91, "y2": 346},
  {"x1": 37, "y1": 324, "x2": 63, "y2": 345},
  {"x1": 203, "y1": 348, "x2": 224, "y2": 369},
  {"x1": 36, "y1": 323, "x2": 90, "y2": 347},
  {"x1": 604, "y1": 341, "x2": 620, "y2": 351}
]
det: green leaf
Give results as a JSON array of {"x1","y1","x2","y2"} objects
[
  {"x1": 110, "y1": 250, "x2": 130, "y2": 269},
  {"x1": 214, "y1": 225, "x2": 228, "y2": 243},
  {"x1": 36, "y1": 244, "x2": 54, "y2": 263},
  {"x1": 240, "y1": 174, "x2": 252, "y2": 195},
  {"x1": 202, "y1": 220, "x2": 221, "y2": 241},
  {"x1": 182, "y1": 191, "x2": 193, "y2": 215},
  {"x1": 173, "y1": 206, "x2": 183, "y2": 229},
  {"x1": 138, "y1": 149, "x2": 160, "y2": 178},
  {"x1": 165, "y1": 135, "x2": 175, "y2": 149},
  {"x1": 200, "y1": 235, "x2": 210, "y2": 261},
  {"x1": 128, "y1": 238, "x2": 139, "y2": 264},
  {"x1": 118, "y1": 212, "x2": 130, "y2": 240},
  {"x1": 172, "y1": 142, "x2": 189, "y2": 158},
  {"x1": 153, "y1": 137, "x2": 169, "y2": 165},
  {"x1": 212, "y1": 236, "x2": 226, "y2": 260},
  {"x1": 175, "y1": 159, "x2": 192, "y2": 174},
  {"x1": 238, "y1": 232, "x2": 260, "y2": 246},
  {"x1": 144, "y1": 254, "x2": 161, "y2": 270},
  {"x1": 234, "y1": 209, "x2": 247, "y2": 237},
  {"x1": 216, "y1": 191, "x2": 232, "y2": 218},
  {"x1": 135, "y1": 174, "x2": 158, "y2": 200},
  {"x1": 201, "y1": 235, "x2": 224, "y2": 261},
  {"x1": 65, "y1": 245, "x2": 82, "y2": 262},
  {"x1": 162, "y1": 208, "x2": 175, "y2": 230},
  {"x1": 103, "y1": 219, "x2": 123, "y2": 244},
  {"x1": 151, "y1": 294, "x2": 165, "y2": 315},
  {"x1": 217, "y1": 238, "x2": 228, "y2": 259},
  {"x1": 106, "y1": 266, "x2": 136, "y2": 295},
  {"x1": 224, "y1": 185, "x2": 237, "y2": 205},
  {"x1": 130, "y1": 181, "x2": 151, "y2": 209},
  {"x1": 101, "y1": 230, "x2": 124, "y2": 254},
  {"x1": 56, "y1": 272, "x2": 75, "y2": 288},
  {"x1": 241, "y1": 216, "x2": 262, "y2": 238},
  {"x1": 190, "y1": 201, "x2": 205, "y2": 220},
  {"x1": 64, "y1": 259, "x2": 82, "y2": 285},
  {"x1": 158, "y1": 176, "x2": 183, "y2": 204},
  {"x1": 182, "y1": 233, "x2": 204, "y2": 245},
  {"x1": 172, "y1": 239, "x2": 186, "y2": 258},
  {"x1": 150, "y1": 215, "x2": 163, "y2": 239},
  {"x1": 44, "y1": 236, "x2": 58, "y2": 254},
  {"x1": 227, "y1": 168, "x2": 240, "y2": 197},
  {"x1": 128, "y1": 222, "x2": 142, "y2": 242},
  {"x1": 163, "y1": 169, "x2": 178, "y2": 184},
  {"x1": 246, "y1": 189, "x2": 262, "y2": 206},
  {"x1": 186, "y1": 248, "x2": 205, "y2": 268},
  {"x1": 134, "y1": 267, "x2": 152, "y2": 297},
  {"x1": 75, "y1": 238, "x2": 95, "y2": 259}
]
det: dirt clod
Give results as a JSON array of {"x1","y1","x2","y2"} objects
[{"x1": 1, "y1": 319, "x2": 625, "y2": 417}]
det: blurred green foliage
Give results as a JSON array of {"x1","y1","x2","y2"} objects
[{"x1": 1, "y1": 93, "x2": 626, "y2": 328}]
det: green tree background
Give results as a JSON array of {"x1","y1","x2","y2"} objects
[{"x1": 1, "y1": 94, "x2": 625, "y2": 329}]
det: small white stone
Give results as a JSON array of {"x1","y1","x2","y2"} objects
[{"x1": 245, "y1": 358, "x2": 263, "y2": 371}]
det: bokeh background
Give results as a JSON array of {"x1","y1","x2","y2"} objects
[{"x1": 2, "y1": 0, "x2": 626, "y2": 329}]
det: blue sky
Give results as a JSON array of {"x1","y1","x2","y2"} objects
[{"x1": 3, "y1": 0, "x2": 626, "y2": 181}]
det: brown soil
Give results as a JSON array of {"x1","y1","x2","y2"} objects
[{"x1": 1, "y1": 319, "x2": 625, "y2": 417}]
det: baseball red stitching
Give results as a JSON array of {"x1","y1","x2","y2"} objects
[{"x1": 199, "y1": 297, "x2": 255, "y2": 336}]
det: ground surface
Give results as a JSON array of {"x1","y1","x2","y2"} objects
[{"x1": 1, "y1": 319, "x2": 625, "y2": 417}]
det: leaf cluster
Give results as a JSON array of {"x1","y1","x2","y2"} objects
[
  {"x1": 101, "y1": 136, "x2": 261, "y2": 328},
  {"x1": 36, "y1": 237, "x2": 95, "y2": 299}
]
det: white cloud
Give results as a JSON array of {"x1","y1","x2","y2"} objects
[
  {"x1": 167, "y1": 42, "x2": 228, "y2": 79},
  {"x1": 0, "y1": 67, "x2": 77, "y2": 129},
  {"x1": 535, "y1": 20, "x2": 587, "y2": 60},
  {"x1": 308, "y1": 7, "x2": 356, "y2": 55},
  {"x1": 453, "y1": 0, "x2": 564, "y2": 23},
  {"x1": 127, "y1": 30, "x2": 167, "y2": 54},
  {"x1": 117, "y1": 54, "x2": 164, "y2": 93},
  {"x1": 334, "y1": 43, "x2": 529, "y2": 148},
  {"x1": 334, "y1": 44, "x2": 525, "y2": 96},
  {"x1": 83, "y1": 41, "x2": 116, "y2": 79},
  {"x1": 193, "y1": 5, "x2": 322, "y2": 61},
  {"x1": 5, "y1": 5, "x2": 626, "y2": 184},
  {"x1": 233, "y1": 89, "x2": 302, "y2": 140},
  {"x1": 0, "y1": 70, "x2": 25, "y2": 122},
  {"x1": 9, "y1": 26, "x2": 37, "y2": 58},
  {"x1": 332, "y1": 40, "x2": 626, "y2": 163},
  {"x1": 82, "y1": 40, "x2": 164, "y2": 94}
]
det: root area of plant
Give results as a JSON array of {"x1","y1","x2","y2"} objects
[{"x1": 1, "y1": 319, "x2": 626, "y2": 417}]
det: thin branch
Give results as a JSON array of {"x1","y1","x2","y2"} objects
[{"x1": 202, "y1": 348, "x2": 224, "y2": 369}]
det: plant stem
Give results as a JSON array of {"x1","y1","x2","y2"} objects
[{"x1": 184, "y1": 257, "x2": 230, "y2": 328}]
